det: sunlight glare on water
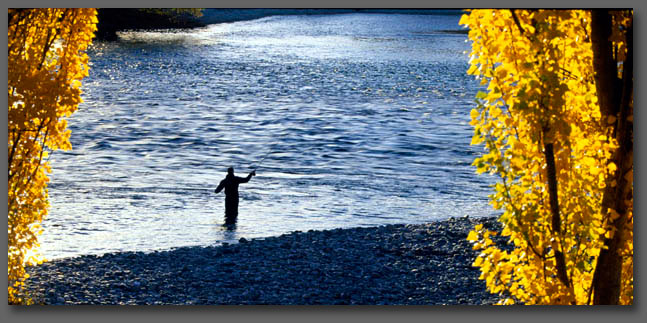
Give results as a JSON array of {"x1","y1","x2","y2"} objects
[{"x1": 41, "y1": 13, "x2": 496, "y2": 259}]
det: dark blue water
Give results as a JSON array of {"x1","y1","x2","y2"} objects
[{"x1": 41, "y1": 13, "x2": 495, "y2": 259}]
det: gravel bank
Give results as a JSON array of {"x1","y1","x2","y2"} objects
[{"x1": 22, "y1": 216, "x2": 506, "y2": 305}]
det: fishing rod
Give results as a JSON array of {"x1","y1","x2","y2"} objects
[
  {"x1": 248, "y1": 129, "x2": 299, "y2": 172},
  {"x1": 250, "y1": 140, "x2": 325, "y2": 173},
  {"x1": 250, "y1": 142, "x2": 278, "y2": 172}
]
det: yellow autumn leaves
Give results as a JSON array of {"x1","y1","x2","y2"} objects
[
  {"x1": 6, "y1": 8, "x2": 632, "y2": 306},
  {"x1": 462, "y1": 9, "x2": 632, "y2": 305},
  {"x1": 8, "y1": 9, "x2": 97, "y2": 304}
]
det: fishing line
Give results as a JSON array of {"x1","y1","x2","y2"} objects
[
  {"x1": 249, "y1": 140, "x2": 282, "y2": 172},
  {"x1": 250, "y1": 149, "x2": 274, "y2": 171},
  {"x1": 248, "y1": 130, "x2": 293, "y2": 171}
]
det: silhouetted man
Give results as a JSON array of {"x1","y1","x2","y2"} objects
[{"x1": 215, "y1": 167, "x2": 255, "y2": 225}]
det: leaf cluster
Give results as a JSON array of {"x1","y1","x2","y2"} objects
[
  {"x1": 7, "y1": 8, "x2": 98, "y2": 304},
  {"x1": 461, "y1": 9, "x2": 632, "y2": 305}
]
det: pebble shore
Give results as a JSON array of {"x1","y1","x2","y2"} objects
[{"x1": 22, "y1": 216, "x2": 507, "y2": 305}]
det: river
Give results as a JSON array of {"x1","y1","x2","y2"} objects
[{"x1": 41, "y1": 12, "x2": 496, "y2": 260}]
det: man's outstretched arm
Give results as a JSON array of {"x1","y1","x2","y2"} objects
[{"x1": 238, "y1": 171, "x2": 256, "y2": 184}]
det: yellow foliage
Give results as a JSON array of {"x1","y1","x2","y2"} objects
[
  {"x1": 8, "y1": 8, "x2": 97, "y2": 304},
  {"x1": 462, "y1": 9, "x2": 633, "y2": 305}
]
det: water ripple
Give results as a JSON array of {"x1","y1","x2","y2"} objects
[{"x1": 42, "y1": 13, "x2": 496, "y2": 260}]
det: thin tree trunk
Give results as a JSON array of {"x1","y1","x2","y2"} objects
[
  {"x1": 590, "y1": 10, "x2": 618, "y2": 118},
  {"x1": 591, "y1": 9, "x2": 633, "y2": 305},
  {"x1": 543, "y1": 142, "x2": 570, "y2": 288}
]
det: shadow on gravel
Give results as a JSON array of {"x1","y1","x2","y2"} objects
[{"x1": 22, "y1": 216, "x2": 508, "y2": 305}]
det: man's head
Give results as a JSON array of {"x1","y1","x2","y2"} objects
[{"x1": 227, "y1": 167, "x2": 234, "y2": 175}]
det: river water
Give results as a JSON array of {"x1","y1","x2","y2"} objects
[{"x1": 41, "y1": 13, "x2": 496, "y2": 260}]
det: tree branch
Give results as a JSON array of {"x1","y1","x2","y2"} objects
[
  {"x1": 510, "y1": 10, "x2": 526, "y2": 35},
  {"x1": 543, "y1": 141, "x2": 571, "y2": 288}
]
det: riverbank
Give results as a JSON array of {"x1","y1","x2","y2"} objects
[
  {"x1": 94, "y1": 9, "x2": 465, "y2": 40},
  {"x1": 21, "y1": 216, "x2": 506, "y2": 305}
]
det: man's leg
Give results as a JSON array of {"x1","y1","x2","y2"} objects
[{"x1": 224, "y1": 197, "x2": 239, "y2": 224}]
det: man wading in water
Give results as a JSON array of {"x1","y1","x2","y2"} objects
[{"x1": 215, "y1": 167, "x2": 256, "y2": 226}]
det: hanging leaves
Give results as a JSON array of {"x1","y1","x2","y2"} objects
[
  {"x1": 461, "y1": 9, "x2": 632, "y2": 305},
  {"x1": 8, "y1": 8, "x2": 97, "y2": 304}
]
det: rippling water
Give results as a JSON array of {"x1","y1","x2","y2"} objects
[{"x1": 41, "y1": 13, "x2": 495, "y2": 259}]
